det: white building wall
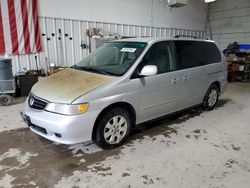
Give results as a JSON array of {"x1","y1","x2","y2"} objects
[
  {"x1": 39, "y1": 0, "x2": 208, "y2": 31},
  {"x1": 2, "y1": 0, "x2": 209, "y2": 75},
  {"x1": 207, "y1": 0, "x2": 250, "y2": 50},
  {"x1": 7, "y1": 18, "x2": 206, "y2": 75}
]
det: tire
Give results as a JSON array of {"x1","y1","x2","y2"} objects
[
  {"x1": 203, "y1": 84, "x2": 219, "y2": 111},
  {"x1": 94, "y1": 107, "x2": 131, "y2": 149},
  {"x1": 0, "y1": 94, "x2": 13, "y2": 106}
]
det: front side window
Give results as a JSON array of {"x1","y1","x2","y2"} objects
[
  {"x1": 139, "y1": 41, "x2": 176, "y2": 75},
  {"x1": 73, "y1": 42, "x2": 147, "y2": 76}
]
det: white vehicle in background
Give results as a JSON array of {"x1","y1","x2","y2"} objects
[{"x1": 21, "y1": 36, "x2": 227, "y2": 149}]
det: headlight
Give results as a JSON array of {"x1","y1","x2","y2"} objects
[{"x1": 45, "y1": 103, "x2": 89, "y2": 115}]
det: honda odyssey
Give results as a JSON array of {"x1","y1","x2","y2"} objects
[{"x1": 21, "y1": 37, "x2": 227, "y2": 149}]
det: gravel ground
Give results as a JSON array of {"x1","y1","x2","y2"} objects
[{"x1": 0, "y1": 83, "x2": 250, "y2": 188}]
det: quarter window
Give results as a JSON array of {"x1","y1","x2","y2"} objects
[{"x1": 204, "y1": 42, "x2": 221, "y2": 64}]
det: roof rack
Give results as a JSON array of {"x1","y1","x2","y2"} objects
[
  {"x1": 174, "y1": 35, "x2": 210, "y2": 40},
  {"x1": 174, "y1": 35, "x2": 198, "y2": 39}
]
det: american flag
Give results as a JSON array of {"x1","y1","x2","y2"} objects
[{"x1": 0, "y1": 0, "x2": 42, "y2": 55}]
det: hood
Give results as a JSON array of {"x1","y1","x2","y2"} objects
[{"x1": 31, "y1": 68, "x2": 116, "y2": 103}]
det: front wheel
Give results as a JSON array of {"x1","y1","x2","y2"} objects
[
  {"x1": 94, "y1": 108, "x2": 131, "y2": 149},
  {"x1": 203, "y1": 84, "x2": 219, "y2": 111}
]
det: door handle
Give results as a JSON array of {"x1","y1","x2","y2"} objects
[
  {"x1": 183, "y1": 75, "x2": 190, "y2": 81},
  {"x1": 171, "y1": 78, "x2": 178, "y2": 84}
]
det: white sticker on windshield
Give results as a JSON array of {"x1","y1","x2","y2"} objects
[{"x1": 120, "y1": 48, "x2": 137, "y2": 53}]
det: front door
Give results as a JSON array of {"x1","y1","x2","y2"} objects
[{"x1": 133, "y1": 41, "x2": 181, "y2": 123}]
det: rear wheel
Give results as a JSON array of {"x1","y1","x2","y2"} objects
[
  {"x1": 0, "y1": 94, "x2": 13, "y2": 106},
  {"x1": 203, "y1": 84, "x2": 219, "y2": 111},
  {"x1": 94, "y1": 107, "x2": 131, "y2": 149}
]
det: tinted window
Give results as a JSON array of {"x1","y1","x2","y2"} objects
[
  {"x1": 204, "y1": 42, "x2": 221, "y2": 64},
  {"x1": 174, "y1": 41, "x2": 205, "y2": 69},
  {"x1": 141, "y1": 42, "x2": 176, "y2": 74}
]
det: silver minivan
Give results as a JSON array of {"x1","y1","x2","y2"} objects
[{"x1": 21, "y1": 37, "x2": 227, "y2": 149}]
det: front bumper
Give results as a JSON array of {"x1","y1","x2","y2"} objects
[{"x1": 21, "y1": 99, "x2": 100, "y2": 145}]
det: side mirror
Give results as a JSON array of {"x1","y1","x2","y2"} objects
[{"x1": 139, "y1": 65, "x2": 157, "y2": 77}]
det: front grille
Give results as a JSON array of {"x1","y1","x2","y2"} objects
[{"x1": 28, "y1": 94, "x2": 48, "y2": 110}]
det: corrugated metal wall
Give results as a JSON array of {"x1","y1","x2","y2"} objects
[
  {"x1": 207, "y1": 0, "x2": 250, "y2": 50},
  {"x1": 1, "y1": 16, "x2": 206, "y2": 75}
]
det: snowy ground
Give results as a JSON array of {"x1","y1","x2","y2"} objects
[{"x1": 0, "y1": 83, "x2": 250, "y2": 188}]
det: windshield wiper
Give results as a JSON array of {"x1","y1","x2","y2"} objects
[{"x1": 72, "y1": 65, "x2": 110, "y2": 76}]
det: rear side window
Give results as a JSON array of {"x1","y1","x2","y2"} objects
[
  {"x1": 174, "y1": 41, "x2": 222, "y2": 69},
  {"x1": 174, "y1": 41, "x2": 205, "y2": 69},
  {"x1": 204, "y1": 42, "x2": 221, "y2": 64}
]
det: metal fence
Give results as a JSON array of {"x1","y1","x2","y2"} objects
[{"x1": 1, "y1": 16, "x2": 207, "y2": 75}]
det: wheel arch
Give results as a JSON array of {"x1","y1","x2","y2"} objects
[
  {"x1": 92, "y1": 102, "x2": 136, "y2": 141},
  {"x1": 210, "y1": 81, "x2": 221, "y2": 93}
]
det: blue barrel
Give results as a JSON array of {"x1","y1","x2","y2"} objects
[{"x1": 0, "y1": 58, "x2": 14, "y2": 92}]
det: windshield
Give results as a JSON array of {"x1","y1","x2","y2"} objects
[{"x1": 72, "y1": 42, "x2": 147, "y2": 76}]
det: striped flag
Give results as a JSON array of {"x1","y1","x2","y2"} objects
[{"x1": 0, "y1": 0, "x2": 42, "y2": 55}]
